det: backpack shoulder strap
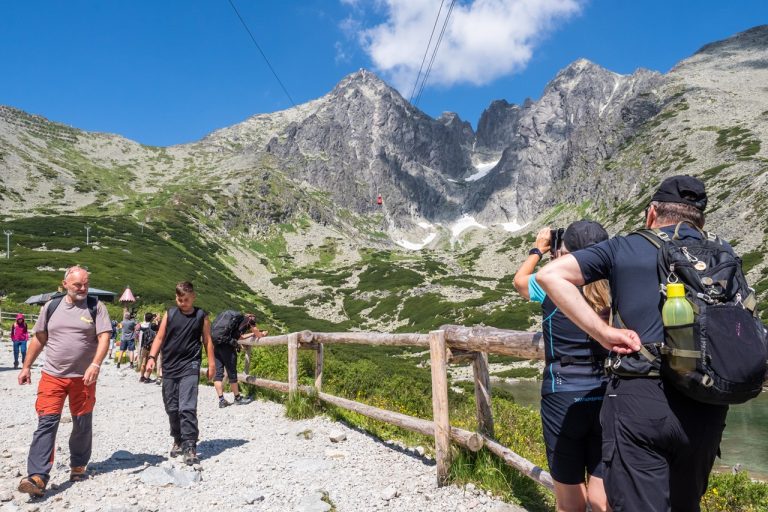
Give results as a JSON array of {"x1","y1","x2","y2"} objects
[
  {"x1": 630, "y1": 229, "x2": 666, "y2": 248},
  {"x1": 42, "y1": 295, "x2": 65, "y2": 333},
  {"x1": 86, "y1": 296, "x2": 98, "y2": 323}
]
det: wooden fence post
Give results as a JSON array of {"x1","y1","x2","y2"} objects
[
  {"x1": 288, "y1": 332, "x2": 299, "y2": 396},
  {"x1": 315, "y1": 343, "x2": 324, "y2": 392},
  {"x1": 243, "y1": 345, "x2": 253, "y2": 375},
  {"x1": 429, "y1": 329, "x2": 451, "y2": 486},
  {"x1": 472, "y1": 352, "x2": 495, "y2": 438}
]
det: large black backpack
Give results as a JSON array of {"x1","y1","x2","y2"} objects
[
  {"x1": 635, "y1": 223, "x2": 767, "y2": 405},
  {"x1": 140, "y1": 323, "x2": 156, "y2": 349},
  {"x1": 211, "y1": 310, "x2": 245, "y2": 347}
]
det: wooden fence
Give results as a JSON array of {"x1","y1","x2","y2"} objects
[{"x1": 227, "y1": 325, "x2": 553, "y2": 490}]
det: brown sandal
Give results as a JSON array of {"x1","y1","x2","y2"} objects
[
  {"x1": 18, "y1": 475, "x2": 46, "y2": 497},
  {"x1": 69, "y1": 466, "x2": 88, "y2": 482}
]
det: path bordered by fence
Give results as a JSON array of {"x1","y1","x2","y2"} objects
[{"x1": 217, "y1": 325, "x2": 554, "y2": 491}]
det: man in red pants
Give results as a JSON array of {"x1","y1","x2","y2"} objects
[{"x1": 17, "y1": 266, "x2": 112, "y2": 497}]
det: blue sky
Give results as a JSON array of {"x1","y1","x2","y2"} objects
[{"x1": 0, "y1": 1, "x2": 765, "y2": 147}]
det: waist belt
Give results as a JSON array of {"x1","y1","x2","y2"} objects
[
  {"x1": 604, "y1": 343, "x2": 662, "y2": 378},
  {"x1": 559, "y1": 355, "x2": 602, "y2": 367}
]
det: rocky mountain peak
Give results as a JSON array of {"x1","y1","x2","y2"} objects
[
  {"x1": 546, "y1": 58, "x2": 621, "y2": 95},
  {"x1": 694, "y1": 25, "x2": 768, "y2": 56}
]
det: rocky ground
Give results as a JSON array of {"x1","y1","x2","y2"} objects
[{"x1": 0, "y1": 343, "x2": 527, "y2": 512}]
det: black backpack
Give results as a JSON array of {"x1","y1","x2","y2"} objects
[
  {"x1": 635, "y1": 223, "x2": 767, "y2": 405},
  {"x1": 140, "y1": 324, "x2": 156, "y2": 349},
  {"x1": 211, "y1": 310, "x2": 245, "y2": 347}
]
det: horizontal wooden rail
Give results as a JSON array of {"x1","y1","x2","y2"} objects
[
  {"x1": 238, "y1": 326, "x2": 544, "y2": 360},
  {"x1": 201, "y1": 326, "x2": 554, "y2": 492},
  {"x1": 482, "y1": 436, "x2": 554, "y2": 491}
]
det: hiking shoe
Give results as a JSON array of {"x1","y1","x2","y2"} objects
[
  {"x1": 155, "y1": 378, "x2": 163, "y2": 386},
  {"x1": 182, "y1": 443, "x2": 199, "y2": 466},
  {"x1": 234, "y1": 395, "x2": 253, "y2": 406},
  {"x1": 116, "y1": 362, "x2": 121, "y2": 369},
  {"x1": 18, "y1": 475, "x2": 46, "y2": 497},
  {"x1": 170, "y1": 442, "x2": 183, "y2": 458},
  {"x1": 69, "y1": 466, "x2": 88, "y2": 482},
  {"x1": 218, "y1": 398, "x2": 231, "y2": 408},
  {"x1": 139, "y1": 376, "x2": 147, "y2": 383}
]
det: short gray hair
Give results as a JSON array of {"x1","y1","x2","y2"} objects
[
  {"x1": 64, "y1": 266, "x2": 90, "y2": 280},
  {"x1": 651, "y1": 201, "x2": 705, "y2": 229}
]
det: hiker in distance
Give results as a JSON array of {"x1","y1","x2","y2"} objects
[
  {"x1": 514, "y1": 221, "x2": 610, "y2": 512},
  {"x1": 145, "y1": 281, "x2": 216, "y2": 466},
  {"x1": 211, "y1": 311, "x2": 268, "y2": 408},
  {"x1": 538, "y1": 175, "x2": 767, "y2": 511},
  {"x1": 10, "y1": 313, "x2": 30, "y2": 369},
  {"x1": 117, "y1": 311, "x2": 138, "y2": 369},
  {"x1": 17, "y1": 266, "x2": 112, "y2": 497}
]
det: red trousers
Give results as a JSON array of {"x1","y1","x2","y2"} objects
[{"x1": 27, "y1": 372, "x2": 96, "y2": 479}]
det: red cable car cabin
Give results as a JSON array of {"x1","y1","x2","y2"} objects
[{"x1": 376, "y1": 194, "x2": 383, "y2": 205}]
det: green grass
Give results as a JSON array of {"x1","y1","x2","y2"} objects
[
  {"x1": 716, "y1": 127, "x2": 762, "y2": 159},
  {"x1": 741, "y1": 251, "x2": 763, "y2": 274},
  {"x1": 702, "y1": 472, "x2": 768, "y2": 511},
  {"x1": 491, "y1": 367, "x2": 541, "y2": 379}
]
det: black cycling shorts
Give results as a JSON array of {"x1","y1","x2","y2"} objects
[
  {"x1": 541, "y1": 388, "x2": 605, "y2": 485},
  {"x1": 213, "y1": 344, "x2": 238, "y2": 382}
]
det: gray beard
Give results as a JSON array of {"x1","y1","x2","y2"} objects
[{"x1": 68, "y1": 291, "x2": 87, "y2": 302}]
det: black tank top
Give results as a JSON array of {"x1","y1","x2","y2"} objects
[{"x1": 161, "y1": 306, "x2": 206, "y2": 378}]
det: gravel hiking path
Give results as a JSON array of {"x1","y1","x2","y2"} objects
[{"x1": 0, "y1": 343, "x2": 527, "y2": 512}]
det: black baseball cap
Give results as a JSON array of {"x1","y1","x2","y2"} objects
[
  {"x1": 563, "y1": 220, "x2": 609, "y2": 252},
  {"x1": 651, "y1": 175, "x2": 707, "y2": 211}
]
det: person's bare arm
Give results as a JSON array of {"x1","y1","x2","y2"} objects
[
  {"x1": 202, "y1": 316, "x2": 216, "y2": 380},
  {"x1": 18, "y1": 331, "x2": 47, "y2": 385},
  {"x1": 83, "y1": 331, "x2": 110, "y2": 386},
  {"x1": 513, "y1": 228, "x2": 551, "y2": 300},
  {"x1": 537, "y1": 254, "x2": 641, "y2": 354}
]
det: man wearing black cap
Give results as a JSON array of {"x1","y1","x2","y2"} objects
[{"x1": 537, "y1": 175, "x2": 730, "y2": 511}]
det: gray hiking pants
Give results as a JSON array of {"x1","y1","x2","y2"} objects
[{"x1": 161, "y1": 374, "x2": 199, "y2": 444}]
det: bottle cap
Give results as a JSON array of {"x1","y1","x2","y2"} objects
[{"x1": 667, "y1": 283, "x2": 686, "y2": 298}]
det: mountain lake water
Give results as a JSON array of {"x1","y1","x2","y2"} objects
[{"x1": 494, "y1": 379, "x2": 768, "y2": 479}]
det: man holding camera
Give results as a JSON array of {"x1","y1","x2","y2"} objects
[
  {"x1": 538, "y1": 176, "x2": 730, "y2": 510},
  {"x1": 214, "y1": 313, "x2": 267, "y2": 408}
]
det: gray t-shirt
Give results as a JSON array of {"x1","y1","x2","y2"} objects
[
  {"x1": 121, "y1": 319, "x2": 137, "y2": 341},
  {"x1": 33, "y1": 298, "x2": 112, "y2": 378}
]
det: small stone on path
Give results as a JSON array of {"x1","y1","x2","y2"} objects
[
  {"x1": 324, "y1": 449, "x2": 348, "y2": 460},
  {"x1": 0, "y1": 491, "x2": 12, "y2": 502},
  {"x1": 329, "y1": 431, "x2": 346, "y2": 443},
  {"x1": 380, "y1": 486, "x2": 399, "y2": 501},
  {"x1": 295, "y1": 492, "x2": 331, "y2": 512}
]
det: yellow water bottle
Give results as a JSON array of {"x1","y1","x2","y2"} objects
[{"x1": 662, "y1": 283, "x2": 696, "y2": 373}]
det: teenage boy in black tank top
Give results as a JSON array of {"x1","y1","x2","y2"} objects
[{"x1": 146, "y1": 281, "x2": 216, "y2": 465}]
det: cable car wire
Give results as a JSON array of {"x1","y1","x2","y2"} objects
[
  {"x1": 408, "y1": 0, "x2": 447, "y2": 104},
  {"x1": 225, "y1": 0, "x2": 296, "y2": 107},
  {"x1": 414, "y1": 0, "x2": 457, "y2": 107}
]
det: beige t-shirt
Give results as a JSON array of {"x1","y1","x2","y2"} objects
[{"x1": 33, "y1": 298, "x2": 112, "y2": 378}]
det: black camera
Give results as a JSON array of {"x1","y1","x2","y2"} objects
[{"x1": 550, "y1": 228, "x2": 565, "y2": 256}]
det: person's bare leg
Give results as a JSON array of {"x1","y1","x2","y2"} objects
[
  {"x1": 214, "y1": 381, "x2": 224, "y2": 397},
  {"x1": 231, "y1": 382, "x2": 240, "y2": 397},
  {"x1": 553, "y1": 481, "x2": 587, "y2": 512},
  {"x1": 587, "y1": 476, "x2": 609, "y2": 512}
]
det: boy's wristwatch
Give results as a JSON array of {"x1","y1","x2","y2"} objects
[
  {"x1": 147, "y1": 354, "x2": 156, "y2": 361},
  {"x1": 529, "y1": 248, "x2": 543, "y2": 258}
]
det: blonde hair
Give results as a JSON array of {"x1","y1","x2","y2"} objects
[{"x1": 583, "y1": 279, "x2": 611, "y2": 315}]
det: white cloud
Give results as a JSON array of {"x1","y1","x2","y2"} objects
[{"x1": 349, "y1": 0, "x2": 583, "y2": 93}]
